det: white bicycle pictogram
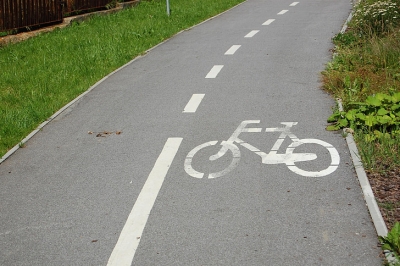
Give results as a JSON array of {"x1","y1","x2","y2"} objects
[{"x1": 184, "y1": 120, "x2": 340, "y2": 178}]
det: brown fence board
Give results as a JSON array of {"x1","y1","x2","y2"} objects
[
  {"x1": 0, "y1": 0, "x2": 116, "y2": 32},
  {"x1": 64, "y1": 0, "x2": 111, "y2": 13},
  {"x1": 0, "y1": 0, "x2": 63, "y2": 31}
]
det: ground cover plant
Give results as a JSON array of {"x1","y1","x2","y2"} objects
[
  {"x1": 322, "y1": 0, "x2": 400, "y2": 261},
  {"x1": 0, "y1": 0, "x2": 244, "y2": 158},
  {"x1": 380, "y1": 222, "x2": 400, "y2": 263}
]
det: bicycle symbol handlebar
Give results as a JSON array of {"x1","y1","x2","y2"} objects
[{"x1": 184, "y1": 120, "x2": 340, "y2": 179}]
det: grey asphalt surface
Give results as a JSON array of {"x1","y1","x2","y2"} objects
[{"x1": 0, "y1": 0, "x2": 383, "y2": 265}]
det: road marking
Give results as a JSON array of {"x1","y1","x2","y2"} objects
[
  {"x1": 185, "y1": 141, "x2": 241, "y2": 179},
  {"x1": 225, "y1": 45, "x2": 241, "y2": 55},
  {"x1": 278, "y1": 10, "x2": 288, "y2": 15},
  {"x1": 183, "y1": 94, "x2": 205, "y2": 113},
  {"x1": 205, "y1": 65, "x2": 224, "y2": 78},
  {"x1": 245, "y1": 30, "x2": 259, "y2": 38},
  {"x1": 107, "y1": 138, "x2": 183, "y2": 266},
  {"x1": 290, "y1": 2, "x2": 299, "y2": 6},
  {"x1": 184, "y1": 121, "x2": 340, "y2": 179},
  {"x1": 262, "y1": 19, "x2": 275, "y2": 25},
  {"x1": 285, "y1": 139, "x2": 340, "y2": 177}
]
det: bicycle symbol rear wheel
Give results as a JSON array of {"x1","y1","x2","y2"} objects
[{"x1": 184, "y1": 141, "x2": 241, "y2": 179}]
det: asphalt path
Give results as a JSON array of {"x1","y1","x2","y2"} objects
[{"x1": 0, "y1": 0, "x2": 383, "y2": 265}]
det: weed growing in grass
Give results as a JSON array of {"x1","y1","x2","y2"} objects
[
  {"x1": 352, "y1": 0, "x2": 400, "y2": 37},
  {"x1": 333, "y1": 32, "x2": 358, "y2": 47},
  {"x1": 379, "y1": 222, "x2": 400, "y2": 262},
  {"x1": 355, "y1": 130, "x2": 400, "y2": 171},
  {"x1": 0, "y1": 0, "x2": 244, "y2": 157},
  {"x1": 323, "y1": 28, "x2": 400, "y2": 105}
]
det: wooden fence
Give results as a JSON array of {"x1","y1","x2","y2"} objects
[
  {"x1": 64, "y1": 0, "x2": 111, "y2": 14},
  {"x1": 0, "y1": 0, "x2": 114, "y2": 31}
]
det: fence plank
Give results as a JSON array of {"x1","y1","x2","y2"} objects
[
  {"x1": 64, "y1": 0, "x2": 111, "y2": 13},
  {"x1": 0, "y1": 0, "x2": 63, "y2": 31},
  {"x1": 0, "y1": 0, "x2": 116, "y2": 32}
]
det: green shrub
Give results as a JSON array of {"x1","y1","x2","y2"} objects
[
  {"x1": 380, "y1": 222, "x2": 400, "y2": 262},
  {"x1": 327, "y1": 92, "x2": 400, "y2": 137}
]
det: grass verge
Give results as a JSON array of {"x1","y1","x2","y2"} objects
[
  {"x1": 0, "y1": 0, "x2": 244, "y2": 158},
  {"x1": 322, "y1": 1, "x2": 400, "y2": 261},
  {"x1": 322, "y1": 0, "x2": 400, "y2": 231}
]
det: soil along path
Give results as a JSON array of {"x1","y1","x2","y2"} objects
[{"x1": 0, "y1": 0, "x2": 383, "y2": 265}]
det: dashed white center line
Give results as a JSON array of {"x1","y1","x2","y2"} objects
[
  {"x1": 278, "y1": 10, "x2": 288, "y2": 15},
  {"x1": 205, "y1": 65, "x2": 224, "y2": 78},
  {"x1": 183, "y1": 94, "x2": 205, "y2": 113},
  {"x1": 262, "y1": 19, "x2": 275, "y2": 25},
  {"x1": 244, "y1": 30, "x2": 259, "y2": 38},
  {"x1": 107, "y1": 138, "x2": 183, "y2": 266},
  {"x1": 290, "y1": 2, "x2": 299, "y2": 6},
  {"x1": 225, "y1": 45, "x2": 241, "y2": 55}
]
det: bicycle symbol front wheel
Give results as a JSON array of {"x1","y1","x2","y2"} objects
[
  {"x1": 285, "y1": 139, "x2": 340, "y2": 177},
  {"x1": 184, "y1": 141, "x2": 241, "y2": 179}
]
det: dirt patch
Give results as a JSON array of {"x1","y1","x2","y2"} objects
[{"x1": 367, "y1": 168, "x2": 400, "y2": 230}]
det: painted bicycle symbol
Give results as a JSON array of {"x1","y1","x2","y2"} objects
[{"x1": 184, "y1": 120, "x2": 340, "y2": 178}]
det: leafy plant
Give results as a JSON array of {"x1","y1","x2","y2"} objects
[
  {"x1": 333, "y1": 31, "x2": 359, "y2": 47},
  {"x1": 327, "y1": 92, "x2": 400, "y2": 135},
  {"x1": 343, "y1": 75, "x2": 364, "y2": 102},
  {"x1": 380, "y1": 222, "x2": 400, "y2": 261}
]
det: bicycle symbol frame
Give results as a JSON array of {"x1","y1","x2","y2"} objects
[{"x1": 184, "y1": 120, "x2": 340, "y2": 178}]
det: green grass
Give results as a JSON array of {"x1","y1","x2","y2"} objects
[
  {"x1": 0, "y1": 0, "x2": 244, "y2": 157},
  {"x1": 323, "y1": 31, "x2": 400, "y2": 105},
  {"x1": 355, "y1": 131, "x2": 400, "y2": 172},
  {"x1": 322, "y1": 0, "x2": 400, "y2": 173}
]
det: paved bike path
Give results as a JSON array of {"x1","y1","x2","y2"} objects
[{"x1": 0, "y1": 0, "x2": 382, "y2": 265}]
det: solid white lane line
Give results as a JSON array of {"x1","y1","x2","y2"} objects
[
  {"x1": 262, "y1": 19, "x2": 275, "y2": 25},
  {"x1": 278, "y1": 10, "x2": 288, "y2": 15},
  {"x1": 225, "y1": 45, "x2": 241, "y2": 55},
  {"x1": 205, "y1": 65, "x2": 224, "y2": 78},
  {"x1": 183, "y1": 94, "x2": 205, "y2": 113},
  {"x1": 290, "y1": 2, "x2": 299, "y2": 6},
  {"x1": 107, "y1": 138, "x2": 183, "y2": 266},
  {"x1": 244, "y1": 30, "x2": 259, "y2": 38}
]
